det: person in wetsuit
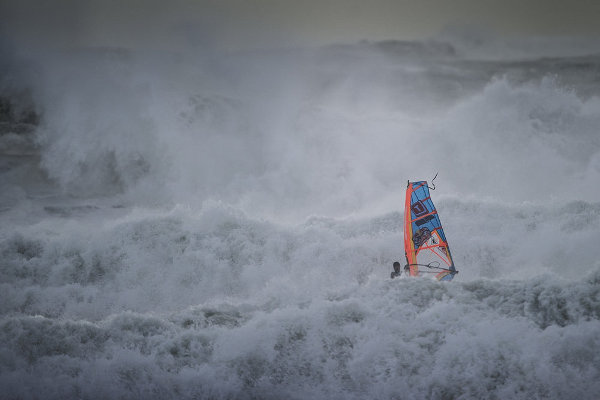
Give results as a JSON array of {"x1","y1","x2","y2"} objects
[
  {"x1": 391, "y1": 261, "x2": 401, "y2": 279},
  {"x1": 391, "y1": 261, "x2": 411, "y2": 279}
]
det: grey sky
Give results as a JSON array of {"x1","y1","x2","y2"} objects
[{"x1": 2, "y1": 0, "x2": 600, "y2": 51}]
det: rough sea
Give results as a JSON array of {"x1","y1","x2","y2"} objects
[{"x1": 1, "y1": 36, "x2": 600, "y2": 399}]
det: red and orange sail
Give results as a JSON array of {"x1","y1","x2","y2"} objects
[{"x1": 404, "y1": 180, "x2": 457, "y2": 281}]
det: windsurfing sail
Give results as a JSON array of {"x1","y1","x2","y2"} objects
[{"x1": 402, "y1": 177, "x2": 458, "y2": 281}]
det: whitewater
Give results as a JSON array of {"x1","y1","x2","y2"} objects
[{"x1": 2, "y1": 36, "x2": 600, "y2": 399}]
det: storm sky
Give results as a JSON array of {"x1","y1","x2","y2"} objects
[{"x1": 2, "y1": 0, "x2": 600, "y2": 51}]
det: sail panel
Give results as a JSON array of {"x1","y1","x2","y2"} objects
[{"x1": 404, "y1": 180, "x2": 456, "y2": 280}]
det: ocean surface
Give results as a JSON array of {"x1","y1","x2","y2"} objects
[{"x1": 1, "y1": 38, "x2": 600, "y2": 399}]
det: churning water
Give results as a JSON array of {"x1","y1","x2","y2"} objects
[{"x1": 1, "y1": 36, "x2": 600, "y2": 399}]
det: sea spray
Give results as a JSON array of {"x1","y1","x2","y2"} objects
[{"x1": 1, "y1": 34, "x2": 600, "y2": 399}]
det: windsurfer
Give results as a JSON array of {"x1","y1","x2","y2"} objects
[
  {"x1": 391, "y1": 261, "x2": 401, "y2": 279},
  {"x1": 391, "y1": 261, "x2": 413, "y2": 279}
]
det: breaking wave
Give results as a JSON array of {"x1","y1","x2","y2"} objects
[{"x1": 2, "y1": 36, "x2": 600, "y2": 399}]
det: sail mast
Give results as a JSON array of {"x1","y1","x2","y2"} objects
[{"x1": 404, "y1": 181, "x2": 419, "y2": 276}]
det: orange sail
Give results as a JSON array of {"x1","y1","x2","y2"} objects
[{"x1": 403, "y1": 179, "x2": 457, "y2": 281}]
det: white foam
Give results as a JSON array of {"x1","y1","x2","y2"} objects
[{"x1": 1, "y1": 37, "x2": 600, "y2": 399}]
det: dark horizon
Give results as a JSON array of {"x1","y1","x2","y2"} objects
[{"x1": 2, "y1": 0, "x2": 600, "y2": 53}]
